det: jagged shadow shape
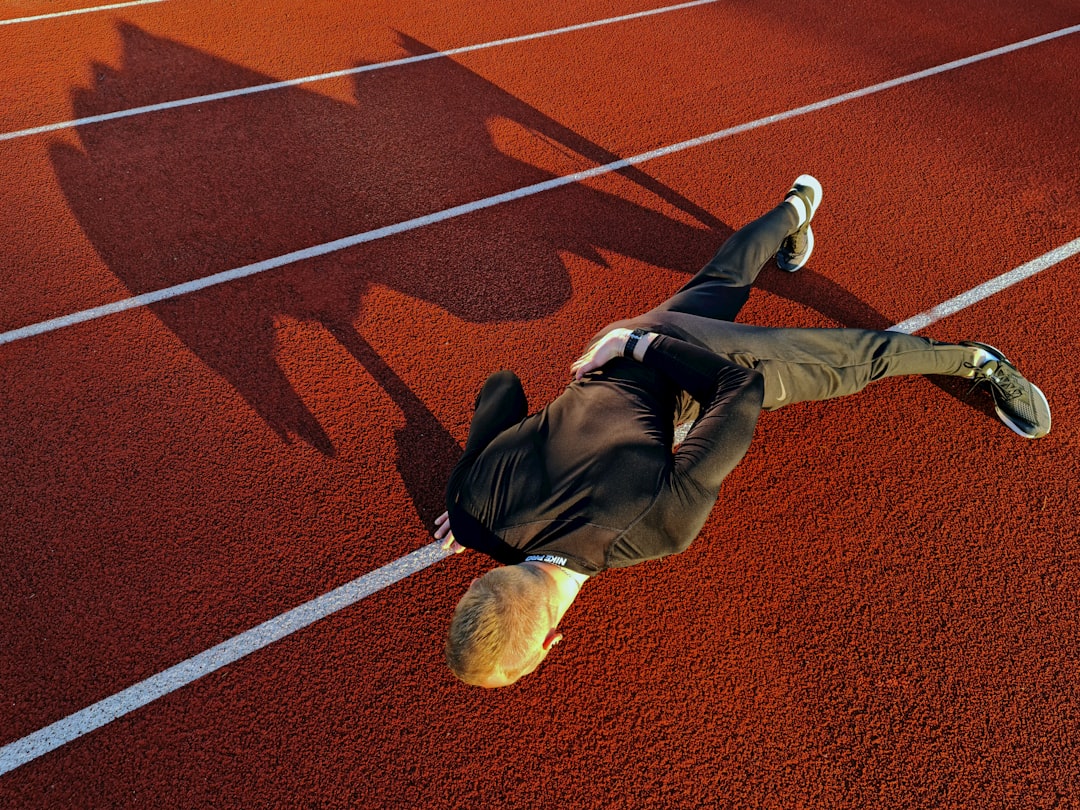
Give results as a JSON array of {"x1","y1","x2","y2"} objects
[
  {"x1": 49, "y1": 25, "x2": 729, "y2": 521},
  {"x1": 54, "y1": 25, "x2": 975, "y2": 525}
]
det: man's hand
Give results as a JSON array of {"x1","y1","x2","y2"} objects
[
  {"x1": 571, "y1": 329, "x2": 632, "y2": 380},
  {"x1": 435, "y1": 511, "x2": 466, "y2": 554},
  {"x1": 571, "y1": 328, "x2": 656, "y2": 380}
]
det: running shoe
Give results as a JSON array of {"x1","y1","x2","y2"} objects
[
  {"x1": 776, "y1": 174, "x2": 823, "y2": 272},
  {"x1": 961, "y1": 341, "x2": 1051, "y2": 439}
]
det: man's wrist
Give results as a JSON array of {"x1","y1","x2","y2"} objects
[
  {"x1": 623, "y1": 328, "x2": 646, "y2": 359},
  {"x1": 634, "y1": 331, "x2": 658, "y2": 362},
  {"x1": 623, "y1": 329, "x2": 656, "y2": 362}
]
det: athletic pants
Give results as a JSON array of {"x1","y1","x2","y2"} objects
[{"x1": 608, "y1": 202, "x2": 972, "y2": 410}]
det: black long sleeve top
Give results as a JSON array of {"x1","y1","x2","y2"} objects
[{"x1": 445, "y1": 333, "x2": 765, "y2": 575}]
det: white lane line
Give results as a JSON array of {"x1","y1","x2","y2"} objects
[
  {"x1": 2, "y1": 24, "x2": 1078, "y2": 347},
  {"x1": 0, "y1": 0, "x2": 165, "y2": 26},
  {"x1": 0, "y1": 244, "x2": 1075, "y2": 781},
  {"x1": 889, "y1": 236, "x2": 1080, "y2": 333},
  {"x1": 0, "y1": 0, "x2": 719, "y2": 142},
  {"x1": 2, "y1": 20, "x2": 1079, "y2": 775},
  {"x1": 1, "y1": 235, "x2": 1076, "y2": 776},
  {"x1": 0, "y1": 542, "x2": 452, "y2": 776}
]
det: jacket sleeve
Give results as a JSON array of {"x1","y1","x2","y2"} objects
[
  {"x1": 462, "y1": 370, "x2": 529, "y2": 455},
  {"x1": 641, "y1": 334, "x2": 764, "y2": 492},
  {"x1": 444, "y1": 370, "x2": 531, "y2": 565}
]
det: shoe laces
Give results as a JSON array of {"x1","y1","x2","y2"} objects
[
  {"x1": 965, "y1": 360, "x2": 1023, "y2": 401},
  {"x1": 783, "y1": 225, "x2": 809, "y2": 252}
]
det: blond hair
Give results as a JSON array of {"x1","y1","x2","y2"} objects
[{"x1": 445, "y1": 566, "x2": 552, "y2": 686}]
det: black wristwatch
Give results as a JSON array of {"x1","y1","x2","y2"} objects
[{"x1": 624, "y1": 328, "x2": 648, "y2": 359}]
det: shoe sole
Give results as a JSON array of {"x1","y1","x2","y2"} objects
[
  {"x1": 776, "y1": 174, "x2": 822, "y2": 271},
  {"x1": 995, "y1": 380, "x2": 1051, "y2": 439},
  {"x1": 792, "y1": 174, "x2": 822, "y2": 218}
]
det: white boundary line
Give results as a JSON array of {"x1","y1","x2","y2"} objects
[
  {"x1": 0, "y1": 0, "x2": 719, "y2": 142},
  {"x1": 2, "y1": 22, "x2": 1079, "y2": 779},
  {"x1": 1, "y1": 23, "x2": 1078, "y2": 347},
  {"x1": 1, "y1": 234, "x2": 1077, "y2": 776},
  {"x1": 889, "y1": 237, "x2": 1080, "y2": 334},
  {"x1": 0, "y1": 543, "x2": 452, "y2": 775},
  {"x1": 0, "y1": 0, "x2": 165, "y2": 27}
]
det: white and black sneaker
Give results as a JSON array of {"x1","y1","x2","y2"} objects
[
  {"x1": 961, "y1": 341, "x2": 1051, "y2": 439},
  {"x1": 776, "y1": 174, "x2": 823, "y2": 272}
]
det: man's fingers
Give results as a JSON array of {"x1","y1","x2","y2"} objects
[
  {"x1": 434, "y1": 512, "x2": 454, "y2": 542},
  {"x1": 440, "y1": 535, "x2": 466, "y2": 554},
  {"x1": 572, "y1": 349, "x2": 601, "y2": 380}
]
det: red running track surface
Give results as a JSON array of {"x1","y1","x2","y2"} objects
[{"x1": 1, "y1": 0, "x2": 1078, "y2": 806}]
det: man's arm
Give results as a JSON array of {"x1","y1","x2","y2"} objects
[
  {"x1": 648, "y1": 336, "x2": 763, "y2": 489},
  {"x1": 463, "y1": 370, "x2": 529, "y2": 455},
  {"x1": 574, "y1": 328, "x2": 764, "y2": 564},
  {"x1": 438, "y1": 370, "x2": 530, "y2": 562},
  {"x1": 573, "y1": 328, "x2": 764, "y2": 489}
]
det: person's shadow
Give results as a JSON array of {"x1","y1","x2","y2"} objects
[{"x1": 52, "y1": 25, "x2": 953, "y2": 526}]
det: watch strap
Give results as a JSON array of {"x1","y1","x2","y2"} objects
[{"x1": 624, "y1": 328, "x2": 648, "y2": 359}]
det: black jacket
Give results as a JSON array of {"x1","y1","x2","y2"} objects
[{"x1": 446, "y1": 332, "x2": 764, "y2": 575}]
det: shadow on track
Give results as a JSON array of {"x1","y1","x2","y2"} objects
[{"x1": 52, "y1": 25, "x2": 940, "y2": 524}]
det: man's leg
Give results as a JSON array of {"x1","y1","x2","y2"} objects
[
  {"x1": 646, "y1": 203, "x2": 797, "y2": 321},
  {"x1": 646, "y1": 176, "x2": 820, "y2": 322},
  {"x1": 665, "y1": 319, "x2": 974, "y2": 410},
  {"x1": 653, "y1": 316, "x2": 1050, "y2": 438},
  {"x1": 612, "y1": 172, "x2": 1049, "y2": 437}
]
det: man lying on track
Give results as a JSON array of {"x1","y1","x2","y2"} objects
[{"x1": 434, "y1": 175, "x2": 1051, "y2": 688}]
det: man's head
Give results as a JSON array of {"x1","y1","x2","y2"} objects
[{"x1": 445, "y1": 564, "x2": 567, "y2": 688}]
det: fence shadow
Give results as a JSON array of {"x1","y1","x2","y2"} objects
[
  {"x1": 50, "y1": 26, "x2": 726, "y2": 521},
  {"x1": 54, "y1": 25, "x2": 975, "y2": 523}
]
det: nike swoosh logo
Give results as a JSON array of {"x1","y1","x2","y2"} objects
[{"x1": 775, "y1": 372, "x2": 788, "y2": 402}]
